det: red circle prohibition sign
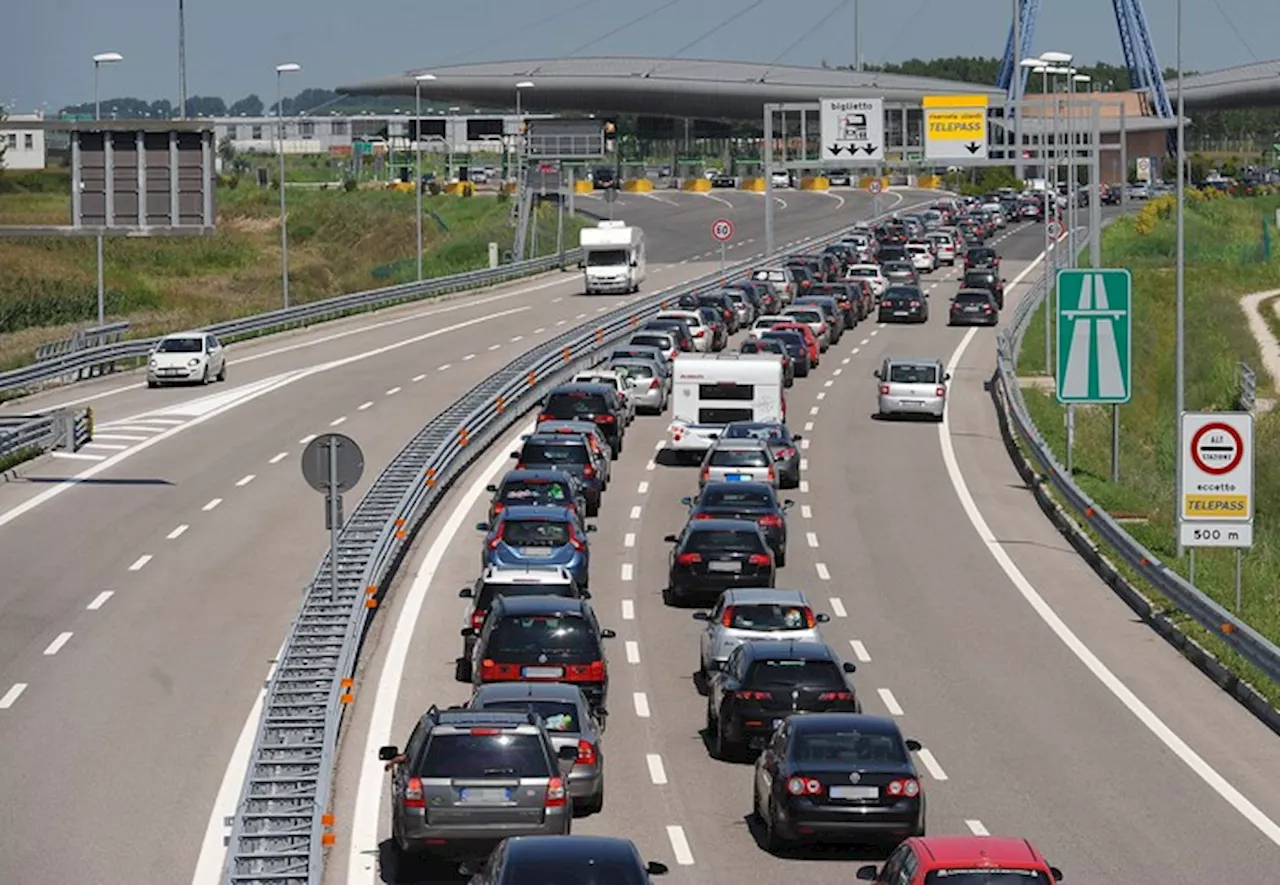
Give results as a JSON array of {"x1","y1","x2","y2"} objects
[
  {"x1": 1189, "y1": 422, "x2": 1244, "y2": 475},
  {"x1": 711, "y1": 218, "x2": 734, "y2": 241}
]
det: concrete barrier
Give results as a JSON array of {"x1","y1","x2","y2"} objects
[
  {"x1": 739, "y1": 177, "x2": 767, "y2": 192},
  {"x1": 917, "y1": 174, "x2": 943, "y2": 189},
  {"x1": 681, "y1": 178, "x2": 712, "y2": 192},
  {"x1": 799, "y1": 176, "x2": 830, "y2": 191},
  {"x1": 447, "y1": 181, "x2": 477, "y2": 196},
  {"x1": 622, "y1": 178, "x2": 654, "y2": 193},
  {"x1": 573, "y1": 179, "x2": 593, "y2": 194}
]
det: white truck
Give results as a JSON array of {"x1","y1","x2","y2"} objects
[
  {"x1": 666, "y1": 353, "x2": 786, "y2": 461},
  {"x1": 579, "y1": 220, "x2": 646, "y2": 295}
]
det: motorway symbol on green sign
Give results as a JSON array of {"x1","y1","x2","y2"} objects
[{"x1": 1055, "y1": 268, "x2": 1132, "y2": 404}]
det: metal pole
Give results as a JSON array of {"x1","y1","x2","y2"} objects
[
  {"x1": 1090, "y1": 103, "x2": 1102, "y2": 265},
  {"x1": 1234, "y1": 549, "x2": 1242, "y2": 613},
  {"x1": 799, "y1": 110, "x2": 807, "y2": 163},
  {"x1": 1067, "y1": 73, "x2": 1076, "y2": 267},
  {"x1": 1174, "y1": 0, "x2": 1186, "y2": 558},
  {"x1": 327, "y1": 437, "x2": 340, "y2": 602},
  {"x1": 720, "y1": 240, "x2": 726, "y2": 272},
  {"x1": 278, "y1": 72, "x2": 290, "y2": 310},
  {"x1": 556, "y1": 172, "x2": 565, "y2": 264},
  {"x1": 94, "y1": 63, "x2": 107, "y2": 327},
  {"x1": 765, "y1": 105, "x2": 775, "y2": 256},
  {"x1": 1120, "y1": 102, "x2": 1128, "y2": 209},
  {"x1": 177, "y1": 0, "x2": 188, "y2": 119},
  {"x1": 1188, "y1": 548, "x2": 1196, "y2": 585},
  {"x1": 854, "y1": 0, "x2": 862, "y2": 72},
  {"x1": 415, "y1": 81, "x2": 423, "y2": 281},
  {"x1": 1066, "y1": 404, "x2": 1075, "y2": 475},
  {"x1": 1042, "y1": 70, "x2": 1052, "y2": 374},
  {"x1": 1012, "y1": 0, "x2": 1023, "y2": 180}
]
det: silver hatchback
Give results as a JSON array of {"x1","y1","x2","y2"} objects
[
  {"x1": 692, "y1": 587, "x2": 831, "y2": 676},
  {"x1": 699, "y1": 438, "x2": 778, "y2": 489},
  {"x1": 875, "y1": 356, "x2": 950, "y2": 420}
]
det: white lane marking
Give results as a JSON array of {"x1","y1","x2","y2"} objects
[
  {"x1": 626, "y1": 641, "x2": 641, "y2": 664},
  {"x1": 552, "y1": 297, "x2": 564, "y2": 303},
  {"x1": 850, "y1": 640, "x2": 871, "y2": 662},
  {"x1": 633, "y1": 692, "x2": 651, "y2": 718},
  {"x1": 828, "y1": 597, "x2": 846, "y2": 617},
  {"x1": 832, "y1": 368, "x2": 843, "y2": 377},
  {"x1": 624, "y1": 533, "x2": 636, "y2": 548},
  {"x1": 235, "y1": 474, "x2": 256, "y2": 487},
  {"x1": 800, "y1": 438, "x2": 811, "y2": 450},
  {"x1": 575, "y1": 312, "x2": 587, "y2": 320},
  {"x1": 809, "y1": 406, "x2": 819, "y2": 416},
  {"x1": 269, "y1": 452, "x2": 288, "y2": 464},
  {"x1": 299, "y1": 434, "x2": 317, "y2": 445},
  {"x1": 340, "y1": 422, "x2": 536, "y2": 885},
  {"x1": 128, "y1": 554, "x2": 152, "y2": 571},
  {"x1": 488, "y1": 344, "x2": 502, "y2": 351},
  {"x1": 202, "y1": 498, "x2": 222, "y2": 512},
  {"x1": 99, "y1": 424, "x2": 170, "y2": 433},
  {"x1": 941, "y1": 311, "x2": 1280, "y2": 847},
  {"x1": 167, "y1": 524, "x2": 189, "y2": 540},
  {"x1": 860, "y1": 338, "x2": 870, "y2": 345},
  {"x1": 621, "y1": 563, "x2": 634, "y2": 582},
  {"x1": 653, "y1": 439, "x2": 665, "y2": 451},
  {"x1": 92, "y1": 434, "x2": 146, "y2": 441},
  {"x1": 799, "y1": 480, "x2": 810, "y2": 493},
  {"x1": 966, "y1": 819, "x2": 990, "y2": 836},
  {"x1": 52, "y1": 452, "x2": 105, "y2": 462},
  {"x1": 824, "y1": 379, "x2": 834, "y2": 388},
  {"x1": 806, "y1": 532, "x2": 819, "y2": 548},
  {"x1": 534, "y1": 327, "x2": 546, "y2": 334},
  {"x1": 87, "y1": 591, "x2": 113, "y2": 610},
  {"x1": 83, "y1": 442, "x2": 127, "y2": 451},
  {"x1": 630, "y1": 505, "x2": 643, "y2": 519},
  {"x1": 138, "y1": 417, "x2": 185, "y2": 425},
  {"x1": 637, "y1": 481, "x2": 649, "y2": 494},
  {"x1": 358, "y1": 401, "x2": 374, "y2": 411},
  {"x1": 878, "y1": 688, "x2": 904, "y2": 716},
  {"x1": 816, "y1": 392, "x2": 826, "y2": 401},
  {"x1": 800, "y1": 504, "x2": 812, "y2": 519},
  {"x1": 647, "y1": 753, "x2": 668, "y2": 785},
  {"x1": 800, "y1": 458, "x2": 809, "y2": 470},
  {"x1": 645, "y1": 460, "x2": 656, "y2": 471},
  {"x1": 803, "y1": 421, "x2": 814, "y2": 431},
  {"x1": 437, "y1": 363, "x2": 452, "y2": 371},
  {"x1": 841, "y1": 358, "x2": 851, "y2": 366},
  {"x1": 329, "y1": 416, "x2": 347, "y2": 426},
  {"x1": 43, "y1": 632, "x2": 73, "y2": 656},
  {"x1": 412, "y1": 373, "x2": 427, "y2": 382},
  {"x1": 511, "y1": 335, "x2": 523, "y2": 343},
  {"x1": 816, "y1": 563, "x2": 832, "y2": 581},
  {"x1": 917, "y1": 748, "x2": 949, "y2": 781},
  {"x1": 666, "y1": 825, "x2": 695, "y2": 865},
  {"x1": 0, "y1": 684, "x2": 27, "y2": 709},
  {"x1": 870, "y1": 329, "x2": 880, "y2": 336},
  {"x1": 555, "y1": 319, "x2": 566, "y2": 326},
  {"x1": 463, "y1": 353, "x2": 476, "y2": 361},
  {"x1": 851, "y1": 348, "x2": 860, "y2": 355}
]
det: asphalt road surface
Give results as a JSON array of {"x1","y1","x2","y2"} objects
[
  {"x1": 0, "y1": 187, "x2": 931, "y2": 885},
  {"x1": 325, "y1": 218, "x2": 1280, "y2": 885}
]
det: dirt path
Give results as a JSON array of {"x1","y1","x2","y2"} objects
[{"x1": 1239, "y1": 289, "x2": 1280, "y2": 396}]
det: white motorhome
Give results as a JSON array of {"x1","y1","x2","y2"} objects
[
  {"x1": 579, "y1": 220, "x2": 646, "y2": 294},
  {"x1": 666, "y1": 353, "x2": 786, "y2": 459}
]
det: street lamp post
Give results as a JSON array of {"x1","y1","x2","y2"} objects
[
  {"x1": 1175, "y1": 0, "x2": 1187, "y2": 557},
  {"x1": 92, "y1": 51, "x2": 123, "y2": 327},
  {"x1": 1029, "y1": 51, "x2": 1074, "y2": 372},
  {"x1": 414, "y1": 74, "x2": 437, "y2": 281},
  {"x1": 1072, "y1": 73, "x2": 1093, "y2": 267},
  {"x1": 275, "y1": 62, "x2": 301, "y2": 309},
  {"x1": 514, "y1": 81, "x2": 533, "y2": 188}
]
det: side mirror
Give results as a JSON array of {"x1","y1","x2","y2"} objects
[
  {"x1": 691, "y1": 611, "x2": 711, "y2": 621},
  {"x1": 458, "y1": 862, "x2": 479, "y2": 878},
  {"x1": 595, "y1": 707, "x2": 608, "y2": 718},
  {"x1": 680, "y1": 496, "x2": 693, "y2": 507},
  {"x1": 872, "y1": 370, "x2": 882, "y2": 380},
  {"x1": 816, "y1": 613, "x2": 831, "y2": 623},
  {"x1": 458, "y1": 587, "x2": 474, "y2": 598},
  {"x1": 663, "y1": 534, "x2": 678, "y2": 543},
  {"x1": 943, "y1": 372, "x2": 952, "y2": 381},
  {"x1": 377, "y1": 745, "x2": 399, "y2": 761},
  {"x1": 475, "y1": 522, "x2": 489, "y2": 532},
  {"x1": 586, "y1": 524, "x2": 598, "y2": 533},
  {"x1": 856, "y1": 864, "x2": 879, "y2": 881},
  {"x1": 580, "y1": 589, "x2": 592, "y2": 599},
  {"x1": 1050, "y1": 867, "x2": 1064, "y2": 882},
  {"x1": 905, "y1": 738, "x2": 923, "y2": 752},
  {"x1": 791, "y1": 433, "x2": 802, "y2": 440},
  {"x1": 842, "y1": 662, "x2": 858, "y2": 673},
  {"x1": 484, "y1": 484, "x2": 497, "y2": 493},
  {"x1": 782, "y1": 499, "x2": 795, "y2": 509},
  {"x1": 645, "y1": 861, "x2": 670, "y2": 876},
  {"x1": 600, "y1": 629, "x2": 617, "y2": 639},
  {"x1": 510, "y1": 451, "x2": 520, "y2": 459},
  {"x1": 460, "y1": 627, "x2": 476, "y2": 637}
]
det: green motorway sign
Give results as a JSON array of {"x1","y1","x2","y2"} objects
[{"x1": 1055, "y1": 268, "x2": 1132, "y2": 404}]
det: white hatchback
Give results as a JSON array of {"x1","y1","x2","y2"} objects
[{"x1": 147, "y1": 332, "x2": 226, "y2": 387}]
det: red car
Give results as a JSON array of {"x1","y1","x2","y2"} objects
[
  {"x1": 857, "y1": 835, "x2": 1064, "y2": 884},
  {"x1": 770, "y1": 322, "x2": 820, "y2": 366}
]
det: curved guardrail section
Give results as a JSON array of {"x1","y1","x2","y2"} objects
[
  {"x1": 0, "y1": 409, "x2": 92, "y2": 464},
  {"x1": 219, "y1": 198, "x2": 938, "y2": 885},
  {"x1": 0, "y1": 249, "x2": 584, "y2": 397},
  {"x1": 993, "y1": 264, "x2": 1280, "y2": 693}
]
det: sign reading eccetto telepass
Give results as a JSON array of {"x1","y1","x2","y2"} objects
[{"x1": 1179, "y1": 412, "x2": 1254, "y2": 548}]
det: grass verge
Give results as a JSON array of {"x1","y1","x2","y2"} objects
[
  {"x1": 0, "y1": 168, "x2": 587, "y2": 371},
  {"x1": 1012, "y1": 194, "x2": 1280, "y2": 708}
]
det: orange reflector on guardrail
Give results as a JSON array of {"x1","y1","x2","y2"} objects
[
  {"x1": 322, "y1": 813, "x2": 335, "y2": 826},
  {"x1": 496, "y1": 396, "x2": 505, "y2": 413},
  {"x1": 528, "y1": 371, "x2": 537, "y2": 386},
  {"x1": 562, "y1": 346, "x2": 571, "y2": 362}
]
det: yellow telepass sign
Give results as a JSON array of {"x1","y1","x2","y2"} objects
[{"x1": 922, "y1": 95, "x2": 989, "y2": 160}]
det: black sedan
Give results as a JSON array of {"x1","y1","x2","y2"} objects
[
  {"x1": 948, "y1": 289, "x2": 999, "y2": 326},
  {"x1": 681, "y1": 480, "x2": 794, "y2": 566},
  {"x1": 469, "y1": 835, "x2": 669, "y2": 883},
  {"x1": 663, "y1": 518, "x2": 776, "y2": 606},
  {"x1": 752, "y1": 713, "x2": 926, "y2": 852},
  {"x1": 878, "y1": 287, "x2": 928, "y2": 324},
  {"x1": 719, "y1": 421, "x2": 803, "y2": 490}
]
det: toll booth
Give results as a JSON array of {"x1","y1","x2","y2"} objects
[{"x1": 620, "y1": 163, "x2": 652, "y2": 193}]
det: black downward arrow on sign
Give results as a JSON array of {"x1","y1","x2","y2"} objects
[
  {"x1": 827, "y1": 144, "x2": 844, "y2": 156},
  {"x1": 862, "y1": 145, "x2": 879, "y2": 155},
  {"x1": 965, "y1": 142, "x2": 982, "y2": 154}
]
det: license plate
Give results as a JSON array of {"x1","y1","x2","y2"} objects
[
  {"x1": 900, "y1": 400, "x2": 922, "y2": 406},
  {"x1": 522, "y1": 666, "x2": 564, "y2": 678},
  {"x1": 830, "y1": 785, "x2": 880, "y2": 800},
  {"x1": 459, "y1": 787, "x2": 513, "y2": 804},
  {"x1": 894, "y1": 311, "x2": 909, "y2": 316},
  {"x1": 707, "y1": 560, "x2": 742, "y2": 573},
  {"x1": 964, "y1": 306, "x2": 979, "y2": 312},
  {"x1": 518, "y1": 547, "x2": 554, "y2": 557},
  {"x1": 725, "y1": 474, "x2": 749, "y2": 482}
]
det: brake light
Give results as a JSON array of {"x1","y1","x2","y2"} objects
[
  {"x1": 803, "y1": 608, "x2": 816, "y2": 628},
  {"x1": 487, "y1": 525, "x2": 503, "y2": 550},
  {"x1": 694, "y1": 329, "x2": 705, "y2": 337},
  {"x1": 469, "y1": 727, "x2": 501, "y2": 736},
  {"x1": 748, "y1": 553, "x2": 772, "y2": 566},
  {"x1": 886, "y1": 777, "x2": 921, "y2": 798},
  {"x1": 649, "y1": 378, "x2": 661, "y2": 390},
  {"x1": 479, "y1": 659, "x2": 521, "y2": 681},
  {"x1": 564, "y1": 660, "x2": 605, "y2": 683},
  {"x1": 404, "y1": 776, "x2": 425, "y2": 809},
  {"x1": 493, "y1": 502, "x2": 505, "y2": 514},
  {"x1": 593, "y1": 414, "x2": 615, "y2": 424},
  {"x1": 735, "y1": 690, "x2": 773, "y2": 701},
  {"x1": 576, "y1": 739, "x2": 598, "y2": 766},
  {"x1": 787, "y1": 776, "x2": 823, "y2": 796},
  {"x1": 758, "y1": 514, "x2": 783, "y2": 528},
  {"x1": 470, "y1": 609, "x2": 487, "y2": 630},
  {"x1": 720, "y1": 605, "x2": 736, "y2": 626},
  {"x1": 694, "y1": 512, "x2": 716, "y2": 520},
  {"x1": 582, "y1": 464, "x2": 596, "y2": 479},
  {"x1": 676, "y1": 552, "x2": 702, "y2": 565},
  {"x1": 538, "y1": 412, "x2": 554, "y2": 423},
  {"x1": 545, "y1": 776, "x2": 567, "y2": 808},
  {"x1": 701, "y1": 467, "x2": 710, "y2": 482},
  {"x1": 909, "y1": 301, "x2": 921, "y2": 307},
  {"x1": 568, "y1": 525, "x2": 586, "y2": 552},
  {"x1": 817, "y1": 691, "x2": 853, "y2": 701},
  {"x1": 936, "y1": 386, "x2": 946, "y2": 397},
  {"x1": 880, "y1": 384, "x2": 890, "y2": 395}
]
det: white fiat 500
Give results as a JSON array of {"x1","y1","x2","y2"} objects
[{"x1": 147, "y1": 332, "x2": 226, "y2": 387}]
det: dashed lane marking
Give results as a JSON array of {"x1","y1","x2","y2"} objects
[
  {"x1": 633, "y1": 692, "x2": 651, "y2": 718},
  {"x1": 167, "y1": 525, "x2": 189, "y2": 540},
  {"x1": 0, "y1": 684, "x2": 27, "y2": 709},
  {"x1": 647, "y1": 753, "x2": 668, "y2": 785},
  {"x1": 828, "y1": 597, "x2": 846, "y2": 617},
  {"x1": 630, "y1": 505, "x2": 643, "y2": 519},
  {"x1": 129, "y1": 554, "x2": 152, "y2": 571},
  {"x1": 637, "y1": 481, "x2": 649, "y2": 494},
  {"x1": 800, "y1": 438, "x2": 811, "y2": 450},
  {"x1": 203, "y1": 498, "x2": 222, "y2": 512},
  {"x1": 621, "y1": 563, "x2": 634, "y2": 582},
  {"x1": 299, "y1": 434, "x2": 317, "y2": 445},
  {"x1": 625, "y1": 641, "x2": 641, "y2": 664},
  {"x1": 806, "y1": 532, "x2": 819, "y2": 548},
  {"x1": 412, "y1": 373, "x2": 427, "y2": 382},
  {"x1": 800, "y1": 505, "x2": 812, "y2": 519},
  {"x1": 437, "y1": 364, "x2": 451, "y2": 371},
  {"x1": 330, "y1": 416, "x2": 347, "y2": 427},
  {"x1": 850, "y1": 640, "x2": 871, "y2": 662},
  {"x1": 966, "y1": 820, "x2": 990, "y2": 836},
  {"x1": 666, "y1": 825, "x2": 695, "y2": 865},
  {"x1": 824, "y1": 379, "x2": 834, "y2": 387},
  {"x1": 87, "y1": 591, "x2": 113, "y2": 610},
  {"x1": 624, "y1": 533, "x2": 636, "y2": 548},
  {"x1": 816, "y1": 563, "x2": 832, "y2": 581},
  {"x1": 621, "y1": 599, "x2": 636, "y2": 620},
  {"x1": 809, "y1": 406, "x2": 819, "y2": 416},
  {"x1": 463, "y1": 353, "x2": 476, "y2": 361},
  {"x1": 799, "y1": 480, "x2": 810, "y2": 493},
  {"x1": 235, "y1": 474, "x2": 256, "y2": 487},
  {"x1": 386, "y1": 386, "x2": 402, "y2": 395},
  {"x1": 816, "y1": 392, "x2": 826, "y2": 401},
  {"x1": 646, "y1": 460, "x2": 656, "y2": 471},
  {"x1": 803, "y1": 421, "x2": 814, "y2": 432},
  {"x1": 269, "y1": 452, "x2": 289, "y2": 464},
  {"x1": 917, "y1": 748, "x2": 949, "y2": 781},
  {"x1": 878, "y1": 688, "x2": 904, "y2": 716},
  {"x1": 43, "y1": 632, "x2": 73, "y2": 656}
]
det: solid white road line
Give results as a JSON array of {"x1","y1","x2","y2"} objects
[
  {"x1": 235, "y1": 474, "x2": 256, "y2": 487},
  {"x1": 625, "y1": 641, "x2": 641, "y2": 664},
  {"x1": 647, "y1": 753, "x2": 668, "y2": 785},
  {"x1": 637, "y1": 481, "x2": 649, "y2": 494},
  {"x1": 340, "y1": 421, "x2": 536, "y2": 885},
  {"x1": 806, "y1": 532, "x2": 819, "y2": 548},
  {"x1": 630, "y1": 505, "x2": 643, "y2": 519},
  {"x1": 850, "y1": 640, "x2": 871, "y2": 662},
  {"x1": 269, "y1": 452, "x2": 289, "y2": 464},
  {"x1": 202, "y1": 498, "x2": 222, "y2": 512},
  {"x1": 43, "y1": 632, "x2": 73, "y2": 656},
  {"x1": 86, "y1": 591, "x2": 113, "y2": 610},
  {"x1": 167, "y1": 525, "x2": 189, "y2": 540},
  {"x1": 0, "y1": 683, "x2": 27, "y2": 709},
  {"x1": 633, "y1": 692, "x2": 651, "y2": 718},
  {"x1": 52, "y1": 452, "x2": 105, "y2": 462},
  {"x1": 621, "y1": 599, "x2": 636, "y2": 620},
  {"x1": 666, "y1": 825, "x2": 695, "y2": 865},
  {"x1": 878, "y1": 687, "x2": 904, "y2": 716},
  {"x1": 917, "y1": 748, "x2": 949, "y2": 781},
  {"x1": 966, "y1": 820, "x2": 990, "y2": 837},
  {"x1": 621, "y1": 563, "x2": 634, "y2": 582},
  {"x1": 129, "y1": 554, "x2": 152, "y2": 571},
  {"x1": 624, "y1": 533, "x2": 636, "y2": 548},
  {"x1": 828, "y1": 596, "x2": 846, "y2": 616}
]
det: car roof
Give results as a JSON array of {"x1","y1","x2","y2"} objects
[
  {"x1": 885, "y1": 356, "x2": 943, "y2": 367},
  {"x1": 914, "y1": 835, "x2": 1047, "y2": 868},
  {"x1": 495, "y1": 504, "x2": 577, "y2": 521},
  {"x1": 526, "y1": 430, "x2": 591, "y2": 442},
  {"x1": 686, "y1": 517, "x2": 764, "y2": 532},
  {"x1": 722, "y1": 587, "x2": 810, "y2": 606},
  {"x1": 429, "y1": 708, "x2": 536, "y2": 728},
  {"x1": 955, "y1": 289, "x2": 993, "y2": 298},
  {"x1": 472, "y1": 681, "x2": 586, "y2": 704},
  {"x1": 493, "y1": 595, "x2": 590, "y2": 616},
  {"x1": 504, "y1": 834, "x2": 639, "y2": 862},
  {"x1": 787, "y1": 712, "x2": 901, "y2": 736},
  {"x1": 725, "y1": 420, "x2": 785, "y2": 431},
  {"x1": 710, "y1": 438, "x2": 770, "y2": 450},
  {"x1": 742, "y1": 639, "x2": 835, "y2": 661}
]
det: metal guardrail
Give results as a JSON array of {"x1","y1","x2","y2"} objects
[
  {"x1": 220, "y1": 196, "x2": 938, "y2": 885},
  {"x1": 0, "y1": 251, "x2": 583, "y2": 397},
  {"x1": 0, "y1": 408, "x2": 92, "y2": 463},
  {"x1": 994, "y1": 268, "x2": 1280, "y2": 691},
  {"x1": 32, "y1": 322, "x2": 131, "y2": 385}
]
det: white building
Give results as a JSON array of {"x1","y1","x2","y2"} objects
[
  {"x1": 212, "y1": 112, "x2": 554, "y2": 156},
  {"x1": 1, "y1": 112, "x2": 47, "y2": 170}
]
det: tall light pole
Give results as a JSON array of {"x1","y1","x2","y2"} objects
[
  {"x1": 853, "y1": 0, "x2": 862, "y2": 72},
  {"x1": 414, "y1": 73, "x2": 436, "y2": 281},
  {"x1": 1174, "y1": 0, "x2": 1186, "y2": 557},
  {"x1": 1011, "y1": 0, "x2": 1023, "y2": 179},
  {"x1": 177, "y1": 0, "x2": 188, "y2": 119},
  {"x1": 1072, "y1": 72, "x2": 1092, "y2": 266},
  {"x1": 275, "y1": 62, "x2": 301, "y2": 309},
  {"x1": 92, "y1": 51, "x2": 123, "y2": 327},
  {"x1": 514, "y1": 81, "x2": 533, "y2": 188}
]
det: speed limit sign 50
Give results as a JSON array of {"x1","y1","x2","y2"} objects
[{"x1": 711, "y1": 218, "x2": 734, "y2": 242}]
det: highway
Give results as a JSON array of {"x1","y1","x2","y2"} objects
[
  {"x1": 327, "y1": 218, "x2": 1280, "y2": 885},
  {"x1": 0, "y1": 186, "x2": 911, "y2": 885}
]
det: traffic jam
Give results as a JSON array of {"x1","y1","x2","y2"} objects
[{"x1": 377, "y1": 192, "x2": 1065, "y2": 884}]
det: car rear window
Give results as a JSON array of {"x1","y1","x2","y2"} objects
[
  {"x1": 500, "y1": 479, "x2": 575, "y2": 506},
  {"x1": 954, "y1": 292, "x2": 990, "y2": 304},
  {"x1": 477, "y1": 700, "x2": 580, "y2": 733},
  {"x1": 969, "y1": 248, "x2": 996, "y2": 260},
  {"x1": 965, "y1": 273, "x2": 996, "y2": 286},
  {"x1": 501, "y1": 519, "x2": 570, "y2": 547},
  {"x1": 686, "y1": 529, "x2": 764, "y2": 552},
  {"x1": 727, "y1": 603, "x2": 811, "y2": 631},
  {"x1": 761, "y1": 331, "x2": 804, "y2": 353},
  {"x1": 923, "y1": 873, "x2": 1051, "y2": 884},
  {"x1": 418, "y1": 732, "x2": 549, "y2": 778},
  {"x1": 792, "y1": 729, "x2": 907, "y2": 765},
  {"x1": 630, "y1": 335, "x2": 670, "y2": 349},
  {"x1": 505, "y1": 860, "x2": 647, "y2": 885},
  {"x1": 544, "y1": 392, "x2": 610, "y2": 418},
  {"x1": 156, "y1": 337, "x2": 202, "y2": 353},
  {"x1": 888, "y1": 364, "x2": 938, "y2": 384},
  {"x1": 723, "y1": 423, "x2": 785, "y2": 443},
  {"x1": 613, "y1": 362, "x2": 654, "y2": 379},
  {"x1": 487, "y1": 615, "x2": 600, "y2": 660},
  {"x1": 741, "y1": 339, "x2": 781, "y2": 354},
  {"x1": 520, "y1": 441, "x2": 589, "y2": 465},
  {"x1": 702, "y1": 485, "x2": 773, "y2": 507},
  {"x1": 475, "y1": 580, "x2": 574, "y2": 609},
  {"x1": 710, "y1": 448, "x2": 769, "y2": 467},
  {"x1": 746, "y1": 659, "x2": 845, "y2": 689}
]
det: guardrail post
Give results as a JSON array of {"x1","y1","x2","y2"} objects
[{"x1": 56, "y1": 409, "x2": 75, "y2": 451}]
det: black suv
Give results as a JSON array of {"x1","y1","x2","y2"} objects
[
  {"x1": 512, "y1": 433, "x2": 605, "y2": 514},
  {"x1": 962, "y1": 268, "x2": 1006, "y2": 309},
  {"x1": 705, "y1": 639, "x2": 861, "y2": 759},
  {"x1": 460, "y1": 595, "x2": 615, "y2": 709},
  {"x1": 539, "y1": 383, "x2": 624, "y2": 455}
]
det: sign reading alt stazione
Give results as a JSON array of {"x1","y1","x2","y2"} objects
[{"x1": 1179, "y1": 412, "x2": 1254, "y2": 548}]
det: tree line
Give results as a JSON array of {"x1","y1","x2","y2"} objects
[{"x1": 55, "y1": 89, "x2": 434, "y2": 120}]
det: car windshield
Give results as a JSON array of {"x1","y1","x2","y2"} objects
[
  {"x1": 888, "y1": 364, "x2": 938, "y2": 384},
  {"x1": 686, "y1": 529, "x2": 763, "y2": 553},
  {"x1": 786, "y1": 310, "x2": 823, "y2": 323},
  {"x1": 503, "y1": 861, "x2": 647, "y2": 885},
  {"x1": 741, "y1": 340, "x2": 781, "y2": 354},
  {"x1": 500, "y1": 479, "x2": 573, "y2": 505},
  {"x1": 613, "y1": 362, "x2": 654, "y2": 379},
  {"x1": 156, "y1": 337, "x2": 202, "y2": 353},
  {"x1": 487, "y1": 615, "x2": 600, "y2": 658},
  {"x1": 709, "y1": 449, "x2": 769, "y2": 467},
  {"x1": 727, "y1": 603, "x2": 811, "y2": 632},
  {"x1": 746, "y1": 659, "x2": 844, "y2": 689},
  {"x1": 500, "y1": 520, "x2": 571, "y2": 547},
  {"x1": 544, "y1": 392, "x2": 609, "y2": 418},
  {"x1": 586, "y1": 249, "x2": 627, "y2": 266},
  {"x1": 417, "y1": 732, "x2": 549, "y2": 778},
  {"x1": 520, "y1": 442, "x2": 590, "y2": 466},
  {"x1": 792, "y1": 729, "x2": 907, "y2": 765},
  {"x1": 723, "y1": 424, "x2": 786, "y2": 444},
  {"x1": 969, "y1": 249, "x2": 996, "y2": 261},
  {"x1": 701, "y1": 485, "x2": 774, "y2": 508},
  {"x1": 477, "y1": 700, "x2": 580, "y2": 733},
  {"x1": 923, "y1": 873, "x2": 1051, "y2": 884}
]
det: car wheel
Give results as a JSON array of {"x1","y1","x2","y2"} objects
[
  {"x1": 217, "y1": 362, "x2": 227, "y2": 382},
  {"x1": 713, "y1": 714, "x2": 740, "y2": 761},
  {"x1": 147, "y1": 379, "x2": 159, "y2": 389},
  {"x1": 751, "y1": 783, "x2": 766, "y2": 823},
  {"x1": 454, "y1": 658, "x2": 472, "y2": 683},
  {"x1": 776, "y1": 549, "x2": 787, "y2": 568},
  {"x1": 200, "y1": 365, "x2": 211, "y2": 385},
  {"x1": 764, "y1": 799, "x2": 791, "y2": 854}
]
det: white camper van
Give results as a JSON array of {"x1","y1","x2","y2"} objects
[
  {"x1": 666, "y1": 353, "x2": 786, "y2": 459},
  {"x1": 580, "y1": 220, "x2": 646, "y2": 294}
]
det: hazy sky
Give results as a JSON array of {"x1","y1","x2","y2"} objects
[{"x1": 5, "y1": 0, "x2": 1279, "y2": 111}]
